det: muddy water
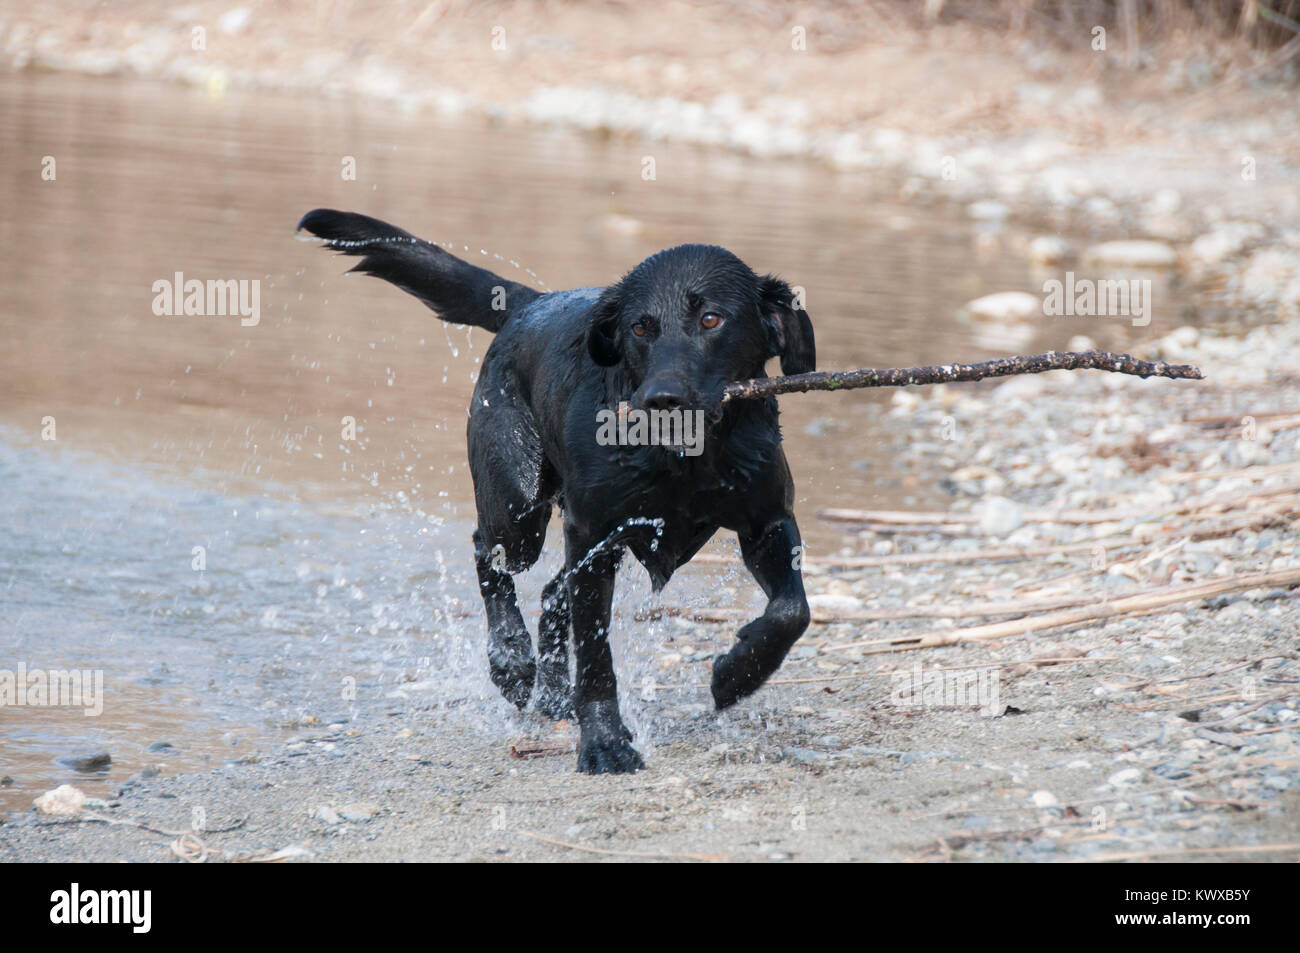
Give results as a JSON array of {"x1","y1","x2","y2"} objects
[{"x1": 0, "y1": 72, "x2": 1188, "y2": 813}]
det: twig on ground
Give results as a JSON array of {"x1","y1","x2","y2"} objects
[
  {"x1": 518, "y1": 830, "x2": 729, "y2": 862},
  {"x1": 825, "y1": 567, "x2": 1300, "y2": 653}
]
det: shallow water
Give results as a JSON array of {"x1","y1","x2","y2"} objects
[{"x1": 0, "y1": 72, "x2": 1191, "y2": 812}]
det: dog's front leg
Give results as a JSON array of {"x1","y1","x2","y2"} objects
[
  {"x1": 712, "y1": 517, "x2": 811, "y2": 709},
  {"x1": 566, "y1": 528, "x2": 644, "y2": 774}
]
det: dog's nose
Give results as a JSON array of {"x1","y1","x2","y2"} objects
[{"x1": 642, "y1": 388, "x2": 685, "y2": 411}]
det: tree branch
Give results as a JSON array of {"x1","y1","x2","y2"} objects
[{"x1": 721, "y1": 350, "x2": 1202, "y2": 404}]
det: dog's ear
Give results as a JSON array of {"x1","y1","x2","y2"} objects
[
  {"x1": 586, "y1": 287, "x2": 623, "y2": 367},
  {"x1": 760, "y1": 276, "x2": 816, "y2": 375}
]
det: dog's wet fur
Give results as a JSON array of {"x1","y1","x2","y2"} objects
[{"x1": 299, "y1": 209, "x2": 815, "y2": 773}]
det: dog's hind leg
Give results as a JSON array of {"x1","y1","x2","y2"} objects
[
  {"x1": 468, "y1": 390, "x2": 556, "y2": 711},
  {"x1": 534, "y1": 570, "x2": 574, "y2": 720},
  {"x1": 474, "y1": 528, "x2": 538, "y2": 709}
]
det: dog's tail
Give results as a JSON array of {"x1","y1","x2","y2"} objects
[{"x1": 296, "y1": 209, "x2": 541, "y2": 333}]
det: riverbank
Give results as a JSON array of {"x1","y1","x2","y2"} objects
[{"x1": 5, "y1": 314, "x2": 1299, "y2": 862}]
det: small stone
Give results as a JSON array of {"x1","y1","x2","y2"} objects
[
  {"x1": 314, "y1": 805, "x2": 342, "y2": 825},
  {"x1": 59, "y1": 752, "x2": 111, "y2": 773},
  {"x1": 1028, "y1": 235, "x2": 1069, "y2": 265},
  {"x1": 967, "y1": 200, "x2": 1010, "y2": 221},
  {"x1": 783, "y1": 747, "x2": 826, "y2": 764},
  {"x1": 1083, "y1": 240, "x2": 1177, "y2": 268},
  {"x1": 965, "y1": 291, "x2": 1041, "y2": 322},
  {"x1": 975, "y1": 496, "x2": 1024, "y2": 536},
  {"x1": 34, "y1": 784, "x2": 86, "y2": 815},
  {"x1": 1031, "y1": 790, "x2": 1058, "y2": 808},
  {"x1": 1108, "y1": 768, "x2": 1142, "y2": 787},
  {"x1": 337, "y1": 802, "x2": 382, "y2": 822}
]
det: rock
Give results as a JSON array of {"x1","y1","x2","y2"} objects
[
  {"x1": 59, "y1": 752, "x2": 111, "y2": 773},
  {"x1": 1237, "y1": 248, "x2": 1300, "y2": 306},
  {"x1": 1189, "y1": 224, "x2": 1260, "y2": 266},
  {"x1": 598, "y1": 213, "x2": 643, "y2": 237},
  {"x1": 147, "y1": 741, "x2": 174, "y2": 752},
  {"x1": 964, "y1": 291, "x2": 1041, "y2": 322},
  {"x1": 967, "y1": 200, "x2": 1010, "y2": 221},
  {"x1": 217, "y1": 7, "x2": 252, "y2": 35},
  {"x1": 1028, "y1": 235, "x2": 1070, "y2": 265},
  {"x1": 993, "y1": 376, "x2": 1047, "y2": 402},
  {"x1": 1081, "y1": 197, "x2": 1120, "y2": 224},
  {"x1": 974, "y1": 496, "x2": 1024, "y2": 536},
  {"x1": 783, "y1": 747, "x2": 826, "y2": 764},
  {"x1": 808, "y1": 593, "x2": 863, "y2": 614},
  {"x1": 1031, "y1": 790, "x2": 1058, "y2": 808},
  {"x1": 313, "y1": 805, "x2": 342, "y2": 825},
  {"x1": 1083, "y1": 240, "x2": 1177, "y2": 268},
  {"x1": 337, "y1": 802, "x2": 382, "y2": 822},
  {"x1": 1107, "y1": 767, "x2": 1142, "y2": 787},
  {"x1": 34, "y1": 784, "x2": 86, "y2": 815},
  {"x1": 1147, "y1": 189, "x2": 1182, "y2": 215}
]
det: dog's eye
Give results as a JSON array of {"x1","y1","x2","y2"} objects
[
  {"x1": 632, "y1": 321, "x2": 648, "y2": 337},
  {"x1": 700, "y1": 313, "x2": 722, "y2": 329}
]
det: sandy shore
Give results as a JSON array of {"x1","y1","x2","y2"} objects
[{"x1": 5, "y1": 316, "x2": 1299, "y2": 862}]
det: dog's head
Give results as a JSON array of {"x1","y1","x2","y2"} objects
[{"x1": 586, "y1": 244, "x2": 815, "y2": 412}]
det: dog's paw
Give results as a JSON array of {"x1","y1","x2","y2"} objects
[
  {"x1": 710, "y1": 650, "x2": 749, "y2": 710},
  {"x1": 576, "y1": 735, "x2": 645, "y2": 774},
  {"x1": 574, "y1": 699, "x2": 644, "y2": 774},
  {"x1": 710, "y1": 644, "x2": 778, "y2": 710},
  {"x1": 488, "y1": 634, "x2": 536, "y2": 710}
]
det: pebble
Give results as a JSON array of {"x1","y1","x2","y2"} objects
[
  {"x1": 59, "y1": 752, "x2": 111, "y2": 773},
  {"x1": 964, "y1": 291, "x2": 1041, "y2": 322},
  {"x1": 1083, "y1": 240, "x2": 1177, "y2": 268},
  {"x1": 34, "y1": 784, "x2": 86, "y2": 815},
  {"x1": 337, "y1": 802, "x2": 382, "y2": 822},
  {"x1": 1107, "y1": 768, "x2": 1142, "y2": 787},
  {"x1": 974, "y1": 496, "x2": 1025, "y2": 536},
  {"x1": 1028, "y1": 235, "x2": 1069, "y2": 264}
]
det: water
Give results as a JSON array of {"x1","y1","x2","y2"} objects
[{"x1": 0, "y1": 72, "x2": 1191, "y2": 811}]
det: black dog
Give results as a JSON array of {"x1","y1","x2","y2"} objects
[{"x1": 298, "y1": 209, "x2": 814, "y2": 773}]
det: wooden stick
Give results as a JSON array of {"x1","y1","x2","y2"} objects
[
  {"x1": 1159, "y1": 460, "x2": 1300, "y2": 484},
  {"x1": 648, "y1": 588, "x2": 1160, "y2": 624},
  {"x1": 828, "y1": 566, "x2": 1300, "y2": 653},
  {"x1": 818, "y1": 481, "x2": 1300, "y2": 528},
  {"x1": 517, "y1": 830, "x2": 729, "y2": 862},
  {"x1": 721, "y1": 350, "x2": 1201, "y2": 404},
  {"x1": 688, "y1": 502, "x2": 1287, "y2": 571},
  {"x1": 1081, "y1": 843, "x2": 1300, "y2": 862}
]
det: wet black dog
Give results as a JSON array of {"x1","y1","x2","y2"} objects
[{"x1": 298, "y1": 209, "x2": 814, "y2": 773}]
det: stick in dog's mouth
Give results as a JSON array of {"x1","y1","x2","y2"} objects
[{"x1": 720, "y1": 349, "x2": 1203, "y2": 406}]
